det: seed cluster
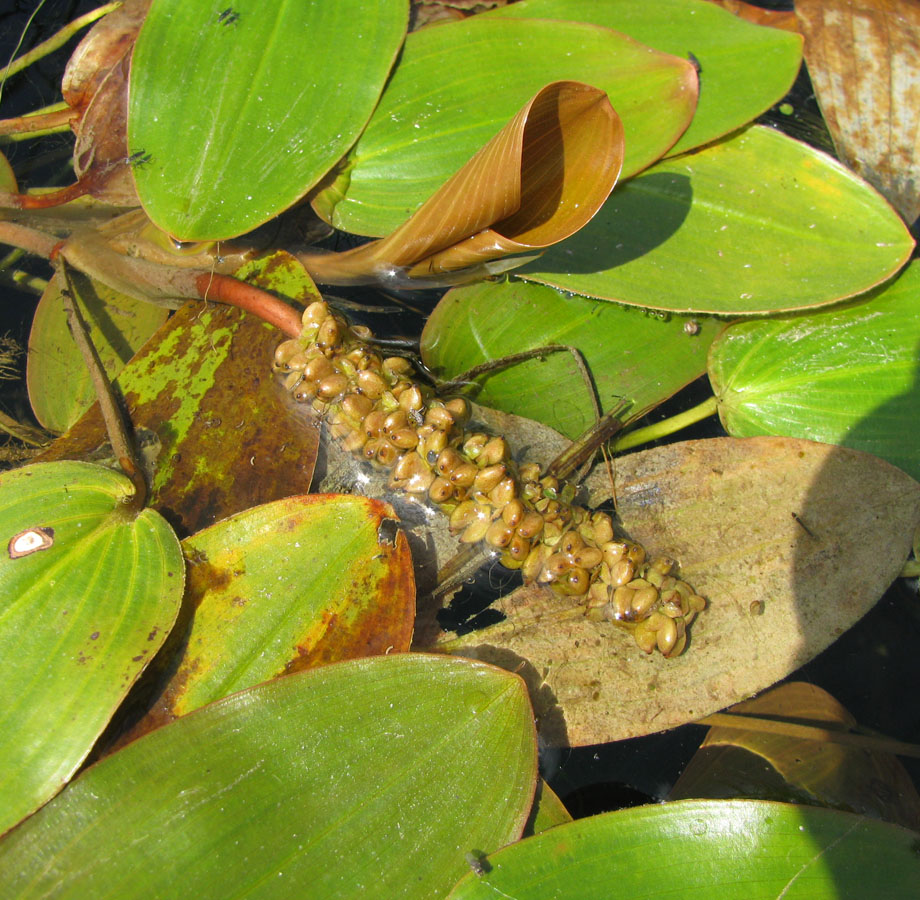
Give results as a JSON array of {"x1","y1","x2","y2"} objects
[{"x1": 274, "y1": 301, "x2": 706, "y2": 657}]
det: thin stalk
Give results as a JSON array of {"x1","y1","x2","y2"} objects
[
  {"x1": 0, "y1": 3, "x2": 122, "y2": 83},
  {"x1": 0, "y1": 269, "x2": 48, "y2": 295},
  {"x1": 0, "y1": 221, "x2": 57, "y2": 258},
  {"x1": 612, "y1": 395, "x2": 718, "y2": 452}
]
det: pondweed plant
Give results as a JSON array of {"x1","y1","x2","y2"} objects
[{"x1": 0, "y1": 0, "x2": 918, "y2": 897}]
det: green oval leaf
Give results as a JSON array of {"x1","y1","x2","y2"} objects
[
  {"x1": 129, "y1": 0, "x2": 408, "y2": 239},
  {"x1": 447, "y1": 800, "x2": 920, "y2": 899},
  {"x1": 26, "y1": 270, "x2": 167, "y2": 433},
  {"x1": 0, "y1": 654, "x2": 537, "y2": 900},
  {"x1": 709, "y1": 260, "x2": 920, "y2": 481},
  {"x1": 517, "y1": 125, "x2": 915, "y2": 314},
  {"x1": 136, "y1": 494, "x2": 415, "y2": 729},
  {"x1": 487, "y1": 0, "x2": 803, "y2": 156},
  {"x1": 420, "y1": 279, "x2": 719, "y2": 439},
  {"x1": 0, "y1": 461, "x2": 183, "y2": 836},
  {"x1": 321, "y1": 16, "x2": 697, "y2": 237}
]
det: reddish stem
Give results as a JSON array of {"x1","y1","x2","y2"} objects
[{"x1": 194, "y1": 272, "x2": 302, "y2": 337}]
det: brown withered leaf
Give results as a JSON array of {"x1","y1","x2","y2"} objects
[
  {"x1": 301, "y1": 81, "x2": 623, "y2": 286},
  {"x1": 436, "y1": 437, "x2": 920, "y2": 747},
  {"x1": 796, "y1": 0, "x2": 920, "y2": 223},
  {"x1": 670, "y1": 681, "x2": 920, "y2": 831},
  {"x1": 704, "y1": 0, "x2": 799, "y2": 31}
]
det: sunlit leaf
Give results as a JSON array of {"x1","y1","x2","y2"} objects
[
  {"x1": 129, "y1": 0, "x2": 408, "y2": 239},
  {"x1": 317, "y1": 16, "x2": 697, "y2": 237},
  {"x1": 670, "y1": 682, "x2": 920, "y2": 831},
  {"x1": 516, "y1": 125, "x2": 915, "y2": 313},
  {"x1": 420, "y1": 279, "x2": 720, "y2": 439},
  {"x1": 437, "y1": 437, "x2": 920, "y2": 746},
  {"x1": 797, "y1": 0, "x2": 920, "y2": 224},
  {"x1": 0, "y1": 655, "x2": 537, "y2": 900},
  {"x1": 488, "y1": 0, "x2": 803, "y2": 155},
  {"x1": 709, "y1": 260, "x2": 920, "y2": 481},
  {"x1": 127, "y1": 494, "x2": 414, "y2": 738},
  {"x1": 37, "y1": 300, "x2": 319, "y2": 536},
  {"x1": 26, "y1": 269, "x2": 167, "y2": 433},
  {"x1": 303, "y1": 81, "x2": 623, "y2": 286},
  {"x1": 447, "y1": 800, "x2": 920, "y2": 899},
  {"x1": 527, "y1": 780, "x2": 573, "y2": 836},
  {"x1": 0, "y1": 461, "x2": 182, "y2": 836}
]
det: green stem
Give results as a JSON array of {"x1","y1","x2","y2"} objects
[
  {"x1": 0, "y1": 3, "x2": 122, "y2": 83},
  {"x1": 612, "y1": 395, "x2": 718, "y2": 452}
]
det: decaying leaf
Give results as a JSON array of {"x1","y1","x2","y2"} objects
[
  {"x1": 796, "y1": 0, "x2": 920, "y2": 223},
  {"x1": 670, "y1": 681, "x2": 920, "y2": 831},
  {"x1": 436, "y1": 437, "x2": 920, "y2": 747}
]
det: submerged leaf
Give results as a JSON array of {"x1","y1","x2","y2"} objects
[
  {"x1": 488, "y1": 0, "x2": 803, "y2": 155},
  {"x1": 421, "y1": 279, "x2": 720, "y2": 439},
  {"x1": 709, "y1": 260, "x2": 920, "y2": 482},
  {"x1": 0, "y1": 461, "x2": 182, "y2": 836},
  {"x1": 317, "y1": 15, "x2": 696, "y2": 237},
  {"x1": 796, "y1": 0, "x2": 920, "y2": 224},
  {"x1": 437, "y1": 437, "x2": 920, "y2": 746},
  {"x1": 517, "y1": 125, "x2": 915, "y2": 313},
  {"x1": 0, "y1": 655, "x2": 537, "y2": 900},
  {"x1": 447, "y1": 799, "x2": 920, "y2": 899},
  {"x1": 303, "y1": 81, "x2": 623, "y2": 286}
]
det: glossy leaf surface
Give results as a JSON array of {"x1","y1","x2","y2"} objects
[
  {"x1": 421, "y1": 279, "x2": 720, "y2": 439},
  {"x1": 448, "y1": 800, "x2": 920, "y2": 899},
  {"x1": 517, "y1": 125, "x2": 914, "y2": 313},
  {"x1": 137, "y1": 494, "x2": 415, "y2": 730},
  {"x1": 709, "y1": 260, "x2": 920, "y2": 481},
  {"x1": 488, "y1": 0, "x2": 803, "y2": 155},
  {"x1": 439, "y1": 437, "x2": 920, "y2": 746},
  {"x1": 0, "y1": 461, "x2": 182, "y2": 836},
  {"x1": 26, "y1": 270, "x2": 167, "y2": 433},
  {"x1": 0, "y1": 655, "x2": 537, "y2": 900},
  {"x1": 129, "y1": 0, "x2": 408, "y2": 239},
  {"x1": 319, "y1": 16, "x2": 697, "y2": 237}
]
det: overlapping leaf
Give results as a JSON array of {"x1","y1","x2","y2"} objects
[
  {"x1": 488, "y1": 0, "x2": 803, "y2": 155},
  {"x1": 516, "y1": 125, "x2": 914, "y2": 313},
  {"x1": 0, "y1": 461, "x2": 182, "y2": 836},
  {"x1": 438, "y1": 437, "x2": 920, "y2": 746},
  {"x1": 129, "y1": 0, "x2": 408, "y2": 239},
  {"x1": 316, "y1": 16, "x2": 697, "y2": 237},
  {"x1": 709, "y1": 260, "x2": 920, "y2": 481},
  {"x1": 421, "y1": 279, "x2": 720, "y2": 439},
  {"x1": 447, "y1": 800, "x2": 920, "y2": 899},
  {"x1": 0, "y1": 655, "x2": 537, "y2": 900}
]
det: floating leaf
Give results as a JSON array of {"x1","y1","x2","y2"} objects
[
  {"x1": 37, "y1": 300, "x2": 319, "y2": 536},
  {"x1": 0, "y1": 655, "x2": 537, "y2": 900},
  {"x1": 317, "y1": 16, "x2": 697, "y2": 237},
  {"x1": 26, "y1": 269, "x2": 167, "y2": 433},
  {"x1": 796, "y1": 0, "x2": 920, "y2": 224},
  {"x1": 128, "y1": 494, "x2": 414, "y2": 737},
  {"x1": 709, "y1": 260, "x2": 920, "y2": 482},
  {"x1": 670, "y1": 682, "x2": 920, "y2": 832},
  {"x1": 421, "y1": 279, "x2": 720, "y2": 439},
  {"x1": 129, "y1": 0, "x2": 408, "y2": 239},
  {"x1": 488, "y1": 0, "x2": 803, "y2": 155},
  {"x1": 447, "y1": 799, "x2": 920, "y2": 899},
  {"x1": 303, "y1": 81, "x2": 623, "y2": 286},
  {"x1": 437, "y1": 437, "x2": 920, "y2": 746},
  {"x1": 517, "y1": 125, "x2": 915, "y2": 314},
  {"x1": 527, "y1": 780, "x2": 573, "y2": 836},
  {"x1": 0, "y1": 461, "x2": 182, "y2": 836}
]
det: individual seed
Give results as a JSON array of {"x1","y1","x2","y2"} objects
[
  {"x1": 450, "y1": 500, "x2": 480, "y2": 532},
  {"x1": 334, "y1": 357, "x2": 357, "y2": 381},
  {"x1": 304, "y1": 356, "x2": 335, "y2": 382},
  {"x1": 423, "y1": 430, "x2": 450, "y2": 459},
  {"x1": 633, "y1": 620, "x2": 657, "y2": 654},
  {"x1": 292, "y1": 380, "x2": 317, "y2": 402},
  {"x1": 351, "y1": 324, "x2": 373, "y2": 341},
  {"x1": 656, "y1": 616, "x2": 679, "y2": 656},
  {"x1": 690, "y1": 594, "x2": 707, "y2": 613},
  {"x1": 449, "y1": 463, "x2": 478, "y2": 487},
  {"x1": 283, "y1": 371, "x2": 303, "y2": 392},
  {"x1": 362, "y1": 438, "x2": 383, "y2": 461},
  {"x1": 659, "y1": 589, "x2": 686, "y2": 616},
  {"x1": 460, "y1": 514, "x2": 491, "y2": 544},
  {"x1": 506, "y1": 533, "x2": 531, "y2": 562},
  {"x1": 571, "y1": 547, "x2": 603, "y2": 570},
  {"x1": 393, "y1": 451, "x2": 426, "y2": 482},
  {"x1": 603, "y1": 541, "x2": 628, "y2": 568},
  {"x1": 383, "y1": 410, "x2": 409, "y2": 434},
  {"x1": 592, "y1": 513, "x2": 615, "y2": 545},
  {"x1": 273, "y1": 339, "x2": 301, "y2": 369},
  {"x1": 341, "y1": 393, "x2": 374, "y2": 421},
  {"x1": 390, "y1": 428, "x2": 420, "y2": 450},
  {"x1": 521, "y1": 544, "x2": 548, "y2": 581},
  {"x1": 660, "y1": 600, "x2": 684, "y2": 619},
  {"x1": 518, "y1": 463, "x2": 541, "y2": 483},
  {"x1": 541, "y1": 519, "x2": 563, "y2": 547},
  {"x1": 286, "y1": 352, "x2": 312, "y2": 372},
  {"x1": 404, "y1": 467, "x2": 435, "y2": 494},
  {"x1": 612, "y1": 585, "x2": 635, "y2": 619},
  {"x1": 478, "y1": 437, "x2": 508, "y2": 467},
  {"x1": 585, "y1": 583, "x2": 608, "y2": 611},
  {"x1": 489, "y1": 477, "x2": 517, "y2": 507},
  {"x1": 516, "y1": 511, "x2": 544, "y2": 540},
  {"x1": 376, "y1": 440, "x2": 400, "y2": 467},
  {"x1": 429, "y1": 477, "x2": 454, "y2": 503},
  {"x1": 436, "y1": 448, "x2": 465, "y2": 477},
  {"x1": 316, "y1": 317, "x2": 341, "y2": 348},
  {"x1": 540, "y1": 475, "x2": 560, "y2": 496},
  {"x1": 673, "y1": 580, "x2": 692, "y2": 600},
  {"x1": 559, "y1": 566, "x2": 590, "y2": 596},
  {"x1": 363, "y1": 409, "x2": 386, "y2": 438},
  {"x1": 356, "y1": 369, "x2": 387, "y2": 399},
  {"x1": 398, "y1": 385, "x2": 424, "y2": 413},
  {"x1": 630, "y1": 586, "x2": 660, "y2": 619},
  {"x1": 560, "y1": 531, "x2": 585, "y2": 556},
  {"x1": 473, "y1": 464, "x2": 506, "y2": 494},
  {"x1": 444, "y1": 397, "x2": 470, "y2": 426},
  {"x1": 302, "y1": 301, "x2": 329, "y2": 326},
  {"x1": 611, "y1": 559, "x2": 635, "y2": 586},
  {"x1": 485, "y1": 520, "x2": 515, "y2": 549},
  {"x1": 649, "y1": 556, "x2": 676, "y2": 576},
  {"x1": 462, "y1": 433, "x2": 489, "y2": 459},
  {"x1": 341, "y1": 429, "x2": 367, "y2": 453},
  {"x1": 540, "y1": 553, "x2": 570, "y2": 581},
  {"x1": 383, "y1": 356, "x2": 413, "y2": 377},
  {"x1": 318, "y1": 374, "x2": 349, "y2": 398},
  {"x1": 425, "y1": 405, "x2": 455, "y2": 431},
  {"x1": 502, "y1": 499, "x2": 524, "y2": 527},
  {"x1": 666, "y1": 630, "x2": 688, "y2": 658},
  {"x1": 626, "y1": 544, "x2": 647, "y2": 567}
]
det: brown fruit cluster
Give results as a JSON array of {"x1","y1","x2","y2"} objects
[{"x1": 274, "y1": 301, "x2": 705, "y2": 657}]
